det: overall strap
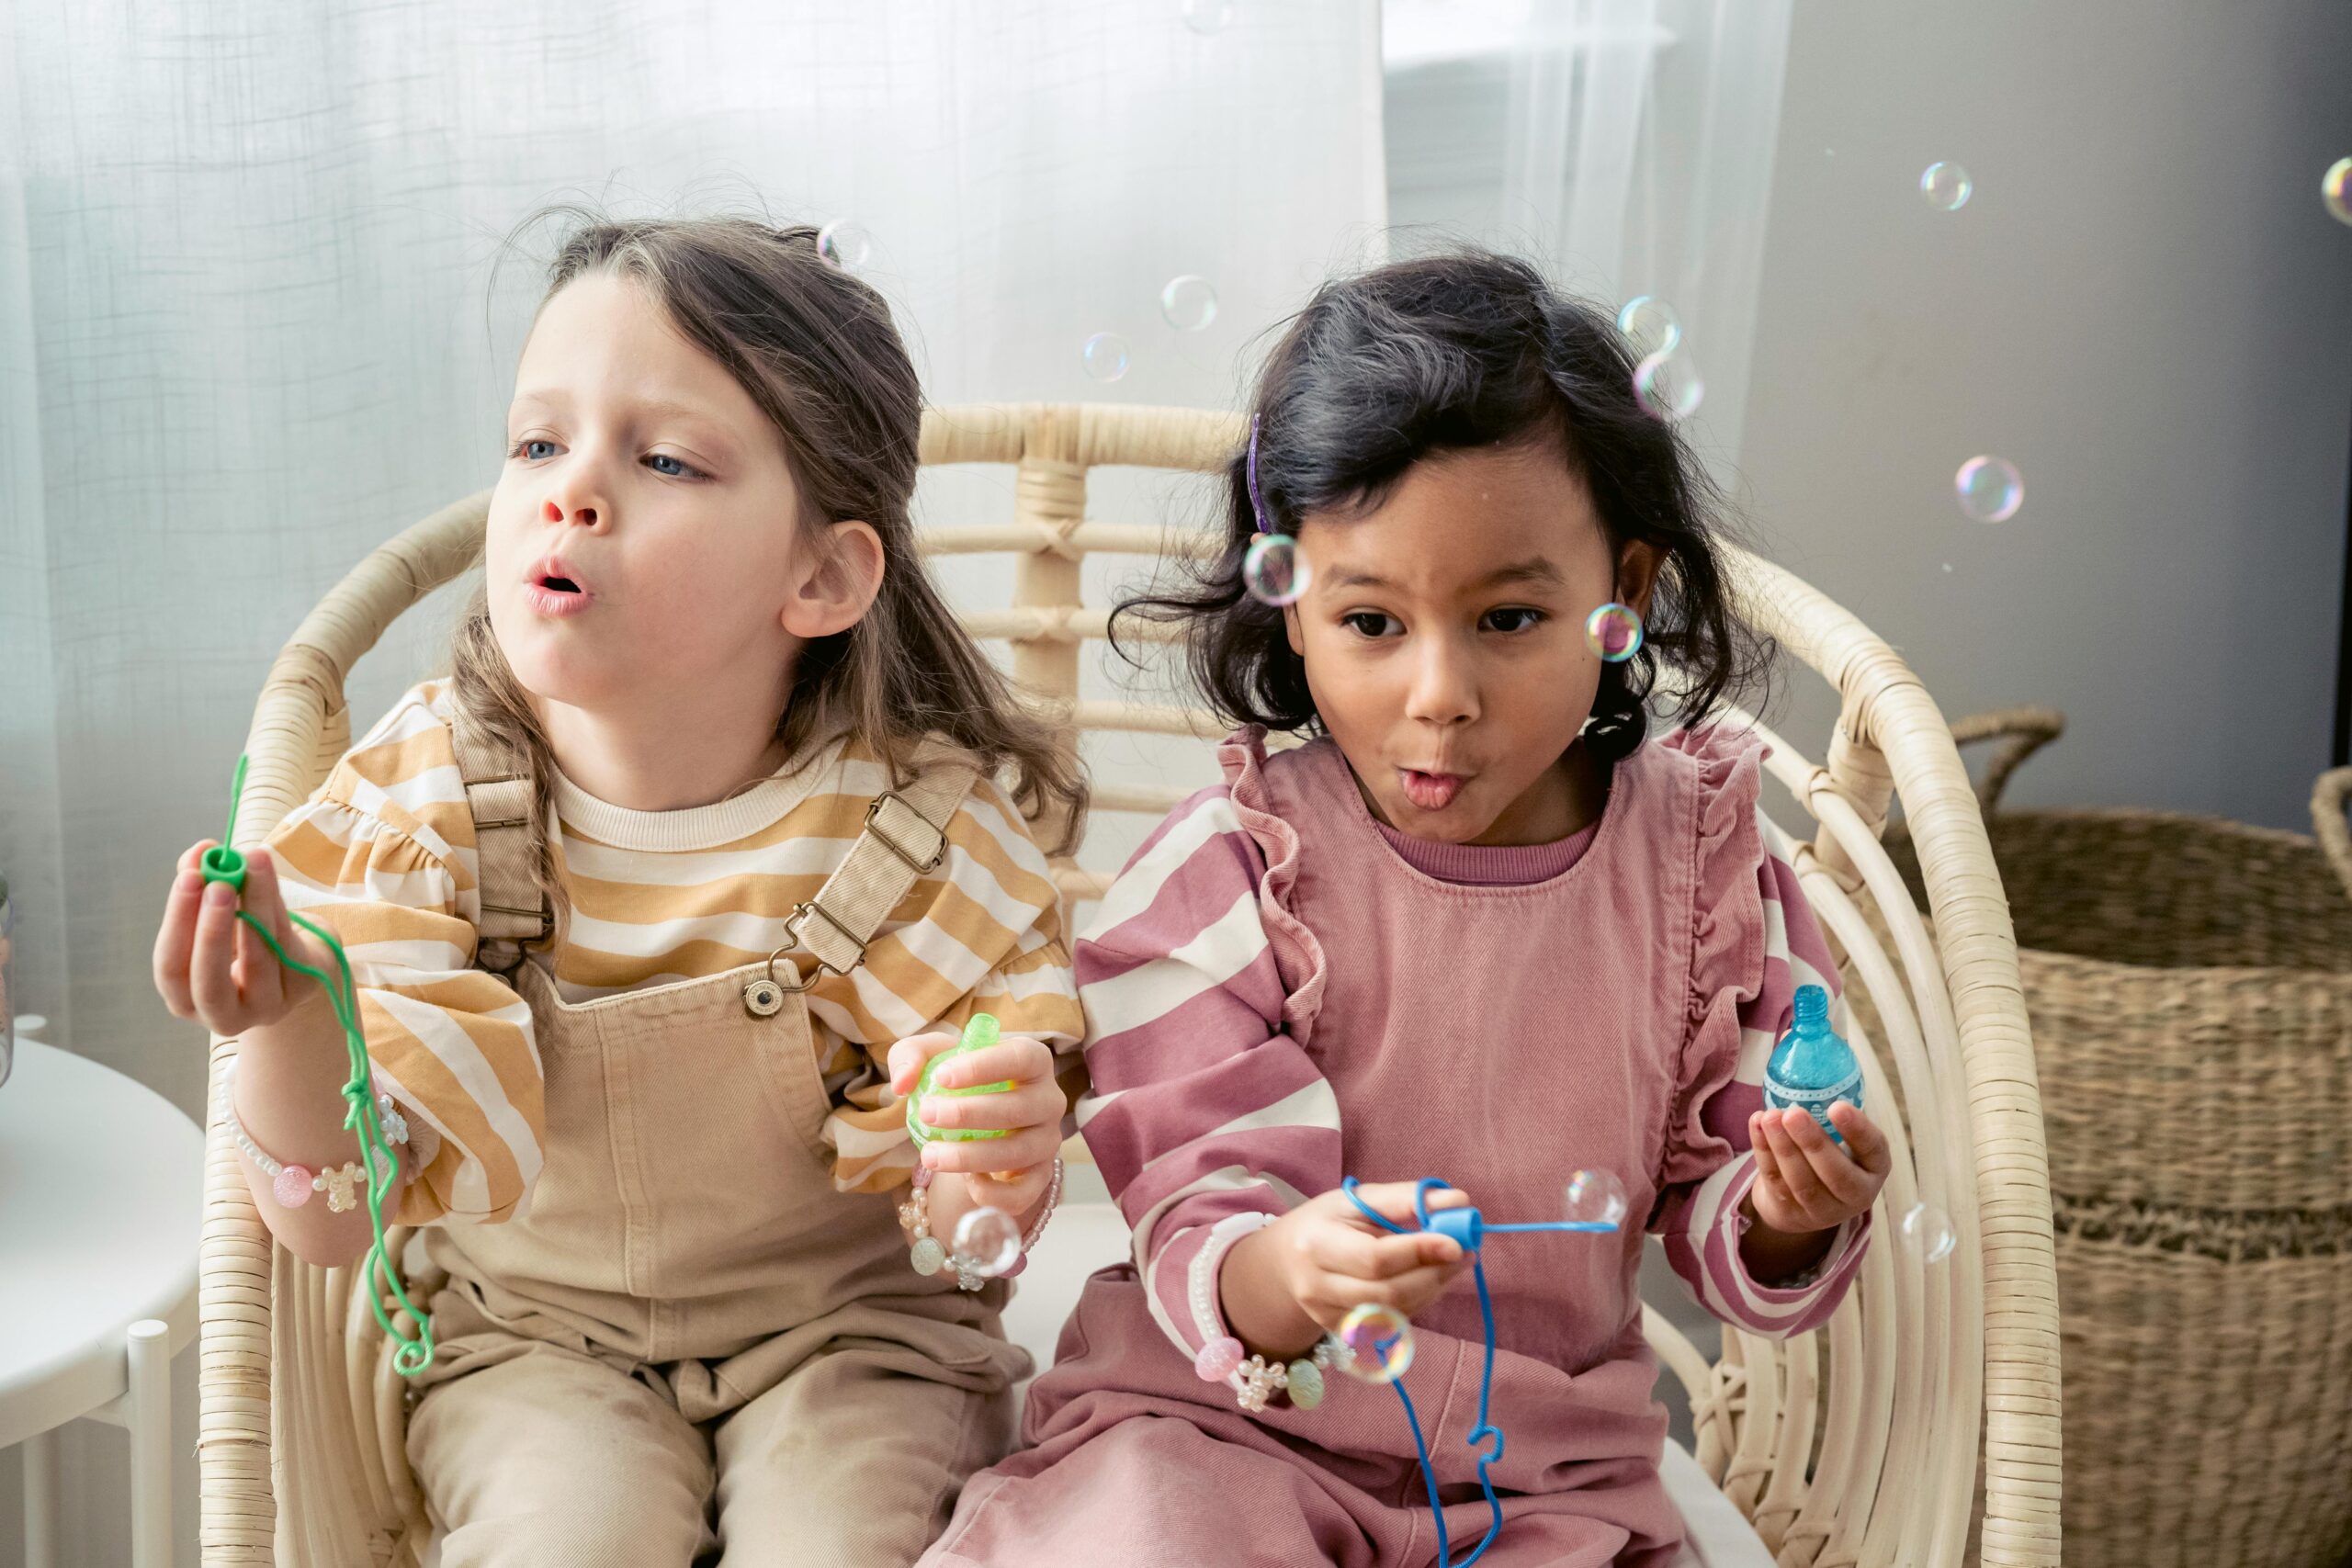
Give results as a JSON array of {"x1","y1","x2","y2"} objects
[
  {"x1": 447, "y1": 709, "x2": 552, "y2": 976},
  {"x1": 773, "y1": 745, "x2": 979, "y2": 984}
]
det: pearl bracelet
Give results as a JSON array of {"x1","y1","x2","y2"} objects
[
  {"x1": 1183, "y1": 1211, "x2": 1336, "y2": 1413},
  {"x1": 217, "y1": 1060, "x2": 414, "y2": 1213},
  {"x1": 897, "y1": 1157, "x2": 1063, "y2": 1292}
]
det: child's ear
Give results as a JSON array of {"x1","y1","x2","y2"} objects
[
  {"x1": 1616, "y1": 541, "x2": 1665, "y2": 617},
  {"x1": 781, "y1": 520, "x2": 886, "y2": 640},
  {"x1": 1283, "y1": 604, "x2": 1306, "y2": 658}
]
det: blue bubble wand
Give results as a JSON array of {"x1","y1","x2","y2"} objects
[{"x1": 1340, "y1": 1175, "x2": 1618, "y2": 1568}]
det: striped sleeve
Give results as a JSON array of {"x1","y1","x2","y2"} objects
[
  {"x1": 263, "y1": 687, "x2": 543, "y2": 1226},
  {"x1": 1653, "y1": 807, "x2": 1871, "y2": 1338},
  {"x1": 815, "y1": 773, "x2": 1084, "y2": 1194},
  {"x1": 1073, "y1": 785, "x2": 1337, "y2": 1363}
]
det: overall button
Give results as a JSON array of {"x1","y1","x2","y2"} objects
[{"x1": 742, "y1": 977, "x2": 786, "y2": 1017}]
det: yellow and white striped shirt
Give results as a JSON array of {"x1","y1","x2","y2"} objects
[{"x1": 266, "y1": 681, "x2": 1082, "y2": 1225}]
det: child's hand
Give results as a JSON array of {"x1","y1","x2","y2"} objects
[
  {"x1": 153, "y1": 842, "x2": 331, "y2": 1039},
  {"x1": 887, "y1": 1026, "x2": 1067, "y2": 1211},
  {"x1": 1747, "y1": 1101, "x2": 1892, "y2": 1236},
  {"x1": 1244, "y1": 1182, "x2": 1476, "y2": 1342}
]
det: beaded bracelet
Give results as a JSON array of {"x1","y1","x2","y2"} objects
[
  {"x1": 1184, "y1": 1211, "x2": 1339, "y2": 1412},
  {"x1": 218, "y1": 1060, "x2": 415, "y2": 1214},
  {"x1": 897, "y1": 1157, "x2": 1063, "y2": 1292}
]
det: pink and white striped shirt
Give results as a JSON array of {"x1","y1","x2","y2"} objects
[{"x1": 1075, "y1": 726, "x2": 1869, "y2": 1378}]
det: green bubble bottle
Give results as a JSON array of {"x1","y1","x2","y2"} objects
[{"x1": 906, "y1": 1013, "x2": 1015, "y2": 1147}]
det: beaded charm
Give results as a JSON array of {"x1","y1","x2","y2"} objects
[
  {"x1": 1234, "y1": 1355, "x2": 1289, "y2": 1413},
  {"x1": 273, "y1": 1163, "x2": 314, "y2": 1209},
  {"x1": 909, "y1": 1235, "x2": 947, "y2": 1276},
  {"x1": 315, "y1": 1161, "x2": 365, "y2": 1213},
  {"x1": 1285, "y1": 1356, "x2": 1326, "y2": 1410},
  {"x1": 1193, "y1": 1336, "x2": 1246, "y2": 1382}
]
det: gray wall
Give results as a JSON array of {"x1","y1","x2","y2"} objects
[
  {"x1": 1737, "y1": 0, "x2": 2351, "y2": 830},
  {"x1": 1387, "y1": 2, "x2": 2352, "y2": 833}
]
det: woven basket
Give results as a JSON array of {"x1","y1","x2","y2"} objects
[{"x1": 1878, "y1": 708, "x2": 2352, "y2": 1568}]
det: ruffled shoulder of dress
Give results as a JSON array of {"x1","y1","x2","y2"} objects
[
  {"x1": 1216, "y1": 726, "x2": 1330, "y2": 1041},
  {"x1": 1657, "y1": 723, "x2": 1773, "y2": 1188}
]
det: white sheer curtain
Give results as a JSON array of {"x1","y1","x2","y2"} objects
[
  {"x1": 0, "y1": 0, "x2": 1385, "y2": 1130},
  {"x1": 1384, "y1": 0, "x2": 1796, "y2": 472}
]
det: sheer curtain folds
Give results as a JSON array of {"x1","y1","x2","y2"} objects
[{"x1": 1385, "y1": 0, "x2": 1797, "y2": 474}]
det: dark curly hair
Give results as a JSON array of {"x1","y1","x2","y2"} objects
[{"x1": 1114, "y1": 247, "x2": 1770, "y2": 767}]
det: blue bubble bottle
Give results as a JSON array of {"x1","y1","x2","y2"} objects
[{"x1": 1762, "y1": 985, "x2": 1862, "y2": 1145}]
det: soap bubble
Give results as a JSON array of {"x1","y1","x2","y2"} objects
[
  {"x1": 1901, "y1": 1202, "x2": 1957, "y2": 1264},
  {"x1": 1919, "y1": 162, "x2": 1973, "y2": 211},
  {"x1": 815, "y1": 220, "x2": 873, "y2": 272},
  {"x1": 1614, "y1": 296, "x2": 1682, "y2": 360},
  {"x1": 1336, "y1": 1302, "x2": 1415, "y2": 1383},
  {"x1": 2324, "y1": 158, "x2": 2352, "y2": 226},
  {"x1": 1182, "y1": 0, "x2": 1235, "y2": 34},
  {"x1": 1584, "y1": 603, "x2": 1643, "y2": 664},
  {"x1": 1081, "y1": 332, "x2": 1131, "y2": 383},
  {"x1": 1242, "y1": 533, "x2": 1311, "y2": 606},
  {"x1": 1633, "y1": 353, "x2": 1704, "y2": 422},
  {"x1": 952, "y1": 1205, "x2": 1023, "y2": 1278},
  {"x1": 1563, "y1": 1168, "x2": 1629, "y2": 1229},
  {"x1": 1953, "y1": 456, "x2": 2024, "y2": 523},
  {"x1": 1160, "y1": 275, "x2": 1219, "y2": 332}
]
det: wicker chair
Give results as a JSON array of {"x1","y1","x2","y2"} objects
[{"x1": 197, "y1": 403, "x2": 2063, "y2": 1567}]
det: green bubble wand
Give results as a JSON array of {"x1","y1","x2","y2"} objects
[{"x1": 204, "y1": 755, "x2": 435, "y2": 1376}]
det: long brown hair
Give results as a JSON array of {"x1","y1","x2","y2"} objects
[{"x1": 452, "y1": 210, "x2": 1085, "y2": 946}]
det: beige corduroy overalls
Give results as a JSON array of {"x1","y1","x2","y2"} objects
[{"x1": 400, "y1": 718, "x2": 1028, "y2": 1568}]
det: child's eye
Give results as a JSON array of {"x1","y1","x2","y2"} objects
[
  {"x1": 1482, "y1": 606, "x2": 1546, "y2": 634},
  {"x1": 1340, "y1": 611, "x2": 1402, "y2": 638},
  {"x1": 645, "y1": 452, "x2": 703, "y2": 479},
  {"x1": 509, "y1": 437, "x2": 560, "y2": 462}
]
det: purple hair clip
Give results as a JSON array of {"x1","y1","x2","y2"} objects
[
  {"x1": 1246, "y1": 413, "x2": 1272, "y2": 536},
  {"x1": 1236, "y1": 414, "x2": 1312, "y2": 606}
]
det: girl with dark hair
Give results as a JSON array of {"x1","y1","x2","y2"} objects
[
  {"x1": 923, "y1": 251, "x2": 1892, "y2": 1568},
  {"x1": 155, "y1": 212, "x2": 1085, "y2": 1565}
]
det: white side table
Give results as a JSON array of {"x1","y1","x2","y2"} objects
[{"x1": 0, "y1": 1040, "x2": 202, "y2": 1568}]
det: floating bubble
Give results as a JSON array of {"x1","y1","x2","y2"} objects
[
  {"x1": 1182, "y1": 0, "x2": 1235, "y2": 34},
  {"x1": 815, "y1": 220, "x2": 873, "y2": 272},
  {"x1": 1160, "y1": 274, "x2": 1219, "y2": 333},
  {"x1": 1336, "y1": 1302, "x2": 1415, "y2": 1383},
  {"x1": 1614, "y1": 296, "x2": 1682, "y2": 360},
  {"x1": 1563, "y1": 1168, "x2": 1630, "y2": 1229},
  {"x1": 1633, "y1": 352, "x2": 1704, "y2": 422},
  {"x1": 1919, "y1": 162, "x2": 1973, "y2": 211},
  {"x1": 1953, "y1": 456, "x2": 2024, "y2": 524},
  {"x1": 1242, "y1": 533, "x2": 1311, "y2": 606},
  {"x1": 1901, "y1": 1201, "x2": 1957, "y2": 1264},
  {"x1": 2325, "y1": 158, "x2": 2352, "y2": 226},
  {"x1": 952, "y1": 1205, "x2": 1023, "y2": 1278},
  {"x1": 1081, "y1": 331, "x2": 1131, "y2": 383},
  {"x1": 1583, "y1": 603, "x2": 1643, "y2": 664}
]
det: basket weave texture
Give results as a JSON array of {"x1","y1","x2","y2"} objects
[{"x1": 1883, "y1": 709, "x2": 2352, "y2": 1568}]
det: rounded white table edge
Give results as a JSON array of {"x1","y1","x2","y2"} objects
[{"x1": 0, "y1": 1039, "x2": 203, "y2": 1450}]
